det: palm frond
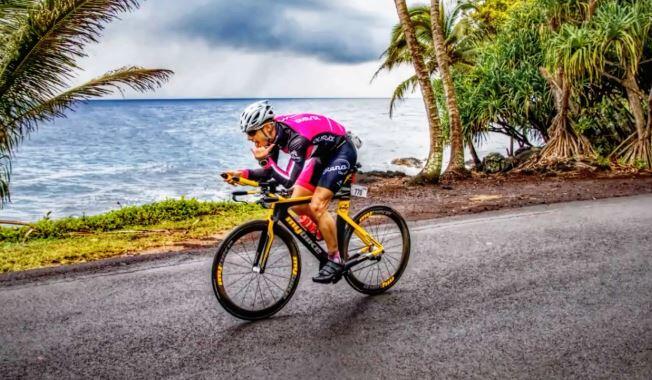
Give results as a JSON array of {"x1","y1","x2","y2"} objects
[
  {"x1": 3, "y1": 67, "x2": 173, "y2": 144},
  {"x1": 0, "y1": 154, "x2": 10, "y2": 207},
  {"x1": 0, "y1": 0, "x2": 37, "y2": 35},
  {"x1": 0, "y1": 0, "x2": 140, "y2": 106},
  {"x1": 389, "y1": 75, "x2": 418, "y2": 118},
  {"x1": 374, "y1": 1, "x2": 478, "y2": 83},
  {"x1": 0, "y1": 0, "x2": 173, "y2": 206}
]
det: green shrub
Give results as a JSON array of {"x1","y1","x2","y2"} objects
[{"x1": 0, "y1": 199, "x2": 261, "y2": 243}]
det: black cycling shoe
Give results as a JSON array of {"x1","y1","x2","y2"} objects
[{"x1": 312, "y1": 260, "x2": 345, "y2": 284}]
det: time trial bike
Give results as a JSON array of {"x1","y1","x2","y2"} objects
[{"x1": 212, "y1": 165, "x2": 410, "y2": 320}]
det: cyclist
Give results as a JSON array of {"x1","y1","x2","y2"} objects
[{"x1": 224, "y1": 100, "x2": 357, "y2": 283}]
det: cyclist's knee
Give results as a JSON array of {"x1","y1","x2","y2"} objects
[
  {"x1": 309, "y1": 199, "x2": 328, "y2": 219},
  {"x1": 309, "y1": 193, "x2": 332, "y2": 219},
  {"x1": 291, "y1": 204, "x2": 310, "y2": 215}
]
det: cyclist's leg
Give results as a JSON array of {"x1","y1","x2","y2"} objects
[
  {"x1": 312, "y1": 142, "x2": 357, "y2": 282},
  {"x1": 313, "y1": 142, "x2": 358, "y2": 254},
  {"x1": 310, "y1": 186, "x2": 343, "y2": 283},
  {"x1": 309, "y1": 187, "x2": 337, "y2": 253},
  {"x1": 290, "y1": 157, "x2": 321, "y2": 218},
  {"x1": 289, "y1": 185, "x2": 313, "y2": 216}
]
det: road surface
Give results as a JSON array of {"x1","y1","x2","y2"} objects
[{"x1": 1, "y1": 195, "x2": 651, "y2": 379}]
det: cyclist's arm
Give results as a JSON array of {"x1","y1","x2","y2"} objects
[
  {"x1": 265, "y1": 135, "x2": 309, "y2": 188},
  {"x1": 239, "y1": 146, "x2": 279, "y2": 181}
]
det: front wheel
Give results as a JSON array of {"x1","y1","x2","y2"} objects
[
  {"x1": 211, "y1": 220, "x2": 301, "y2": 320},
  {"x1": 342, "y1": 205, "x2": 410, "y2": 295}
]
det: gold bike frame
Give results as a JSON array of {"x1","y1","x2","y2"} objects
[
  {"x1": 258, "y1": 198, "x2": 384, "y2": 270},
  {"x1": 226, "y1": 173, "x2": 384, "y2": 272}
]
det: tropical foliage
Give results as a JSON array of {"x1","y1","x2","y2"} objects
[
  {"x1": 381, "y1": 0, "x2": 652, "y2": 172},
  {"x1": 392, "y1": 0, "x2": 446, "y2": 183},
  {"x1": 0, "y1": 0, "x2": 173, "y2": 206},
  {"x1": 376, "y1": 2, "x2": 477, "y2": 117}
]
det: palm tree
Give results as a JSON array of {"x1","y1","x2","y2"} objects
[
  {"x1": 430, "y1": 0, "x2": 469, "y2": 179},
  {"x1": 546, "y1": 0, "x2": 652, "y2": 167},
  {"x1": 375, "y1": 3, "x2": 476, "y2": 116},
  {"x1": 393, "y1": 0, "x2": 444, "y2": 183},
  {"x1": 0, "y1": 0, "x2": 173, "y2": 206},
  {"x1": 598, "y1": 1, "x2": 652, "y2": 167},
  {"x1": 536, "y1": 0, "x2": 596, "y2": 163}
]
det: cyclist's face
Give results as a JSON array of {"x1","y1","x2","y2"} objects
[{"x1": 247, "y1": 122, "x2": 275, "y2": 147}]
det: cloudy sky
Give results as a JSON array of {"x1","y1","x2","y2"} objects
[{"x1": 77, "y1": 0, "x2": 427, "y2": 99}]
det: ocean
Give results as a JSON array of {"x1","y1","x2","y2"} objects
[{"x1": 2, "y1": 98, "x2": 509, "y2": 221}]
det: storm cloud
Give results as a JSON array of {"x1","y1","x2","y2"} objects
[{"x1": 172, "y1": 0, "x2": 388, "y2": 63}]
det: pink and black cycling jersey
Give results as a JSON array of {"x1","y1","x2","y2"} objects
[{"x1": 240, "y1": 113, "x2": 349, "y2": 189}]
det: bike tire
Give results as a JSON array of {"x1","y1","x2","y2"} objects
[
  {"x1": 342, "y1": 205, "x2": 410, "y2": 295},
  {"x1": 211, "y1": 220, "x2": 301, "y2": 320}
]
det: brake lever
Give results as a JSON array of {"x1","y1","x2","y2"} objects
[{"x1": 231, "y1": 190, "x2": 249, "y2": 203}]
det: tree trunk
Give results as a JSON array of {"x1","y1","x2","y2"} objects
[
  {"x1": 624, "y1": 73, "x2": 646, "y2": 141},
  {"x1": 612, "y1": 74, "x2": 651, "y2": 168},
  {"x1": 430, "y1": 0, "x2": 469, "y2": 180},
  {"x1": 509, "y1": 136, "x2": 515, "y2": 156},
  {"x1": 394, "y1": 0, "x2": 443, "y2": 184},
  {"x1": 535, "y1": 67, "x2": 593, "y2": 164},
  {"x1": 468, "y1": 140, "x2": 482, "y2": 170},
  {"x1": 647, "y1": 85, "x2": 652, "y2": 133},
  {"x1": 587, "y1": 0, "x2": 598, "y2": 21}
]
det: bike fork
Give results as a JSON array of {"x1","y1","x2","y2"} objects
[{"x1": 253, "y1": 217, "x2": 275, "y2": 274}]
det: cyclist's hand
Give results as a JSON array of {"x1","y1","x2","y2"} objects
[
  {"x1": 251, "y1": 144, "x2": 275, "y2": 161},
  {"x1": 222, "y1": 170, "x2": 242, "y2": 185}
]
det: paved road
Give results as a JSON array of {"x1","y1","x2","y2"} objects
[{"x1": 1, "y1": 195, "x2": 651, "y2": 379}]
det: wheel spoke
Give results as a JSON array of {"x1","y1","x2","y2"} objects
[
  {"x1": 382, "y1": 257, "x2": 393, "y2": 280},
  {"x1": 344, "y1": 210, "x2": 409, "y2": 290},
  {"x1": 237, "y1": 240, "x2": 254, "y2": 265},
  {"x1": 381, "y1": 242, "x2": 403, "y2": 252},
  {"x1": 213, "y1": 222, "x2": 304, "y2": 317},
  {"x1": 265, "y1": 250, "x2": 288, "y2": 269},
  {"x1": 223, "y1": 271, "x2": 255, "y2": 276},
  {"x1": 223, "y1": 271, "x2": 252, "y2": 287},
  {"x1": 266, "y1": 264, "x2": 291, "y2": 269},
  {"x1": 263, "y1": 273, "x2": 287, "y2": 293},
  {"x1": 234, "y1": 274, "x2": 256, "y2": 304},
  {"x1": 263, "y1": 271, "x2": 290, "y2": 279},
  {"x1": 351, "y1": 261, "x2": 377, "y2": 273},
  {"x1": 260, "y1": 274, "x2": 276, "y2": 301},
  {"x1": 223, "y1": 261, "x2": 253, "y2": 270}
]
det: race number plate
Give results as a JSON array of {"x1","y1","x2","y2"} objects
[{"x1": 351, "y1": 184, "x2": 368, "y2": 198}]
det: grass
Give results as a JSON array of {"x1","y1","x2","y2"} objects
[{"x1": 0, "y1": 199, "x2": 267, "y2": 273}]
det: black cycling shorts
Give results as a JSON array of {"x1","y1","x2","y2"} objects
[{"x1": 295, "y1": 141, "x2": 357, "y2": 193}]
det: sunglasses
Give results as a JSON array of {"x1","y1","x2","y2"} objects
[{"x1": 246, "y1": 130, "x2": 258, "y2": 137}]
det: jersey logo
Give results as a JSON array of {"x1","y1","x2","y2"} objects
[
  {"x1": 290, "y1": 151, "x2": 300, "y2": 160},
  {"x1": 323, "y1": 159, "x2": 350, "y2": 175},
  {"x1": 294, "y1": 115, "x2": 321, "y2": 123},
  {"x1": 313, "y1": 135, "x2": 335, "y2": 144}
]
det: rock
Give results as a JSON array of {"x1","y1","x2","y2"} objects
[
  {"x1": 503, "y1": 147, "x2": 542, "y2": 171},
  {"x1": 391, "y1": 157, "x2": 423, "y2": 168},
  {"x1": 514, "y1": 146, "x2": 541, "y2": 162},
  {"x1": 482, "y1": 152, "x2": 506, "y2": 174},
  {"x1": 356, "y1": 170, "x2": 406, "y2": 184}
]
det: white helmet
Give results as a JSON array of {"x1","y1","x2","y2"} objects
[{"x1": 239, "y1": 100, "x2": 275, "y2": 133}]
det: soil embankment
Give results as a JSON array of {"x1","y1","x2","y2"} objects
[{"x1": 354, "y1": 170, "x2": 652, "y2": 220}]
